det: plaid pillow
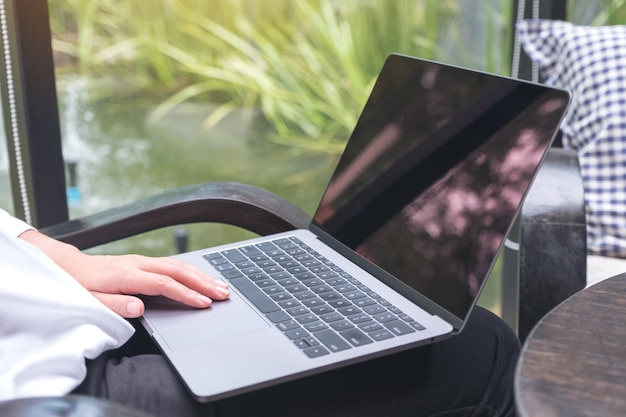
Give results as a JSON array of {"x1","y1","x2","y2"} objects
[{"x1": 518, "y1": 19, "x2": 626, "y2": 258}]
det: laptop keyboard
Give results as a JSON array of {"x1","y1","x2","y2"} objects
[{"x1": 203, "y1": 236, "x2": 425, "y2": 358}]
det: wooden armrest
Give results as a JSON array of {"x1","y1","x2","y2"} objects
[{"x1": 41, "y1": 182, "x2": 311, "y2": 250}]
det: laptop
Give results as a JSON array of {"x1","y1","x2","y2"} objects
[{"x1": 140, "y1": 53, "x2": 570, "y2": 402}]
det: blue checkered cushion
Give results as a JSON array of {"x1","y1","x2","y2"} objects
[{"x1": 518, "y1": 19, "x2": 626, "y2": 258}]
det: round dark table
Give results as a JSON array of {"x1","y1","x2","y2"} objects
[
  {"x1": 0, "y1": 395, "x2": 153, "y2": 417},
  {"x1": 515, "y1": 272, "x2": 626, "y2": 417}
]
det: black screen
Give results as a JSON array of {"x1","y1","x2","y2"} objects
[{"x1": 312, "y1": 54, "x2": 569, "y2": 320}]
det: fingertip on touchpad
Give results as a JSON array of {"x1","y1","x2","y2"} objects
[{"x1": 142, "y1": 293, "x2": 270, "y2": 351}]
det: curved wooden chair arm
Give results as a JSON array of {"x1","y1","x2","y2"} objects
[{"x1": 40, "y1": 182, "x2": 312, "y2": 250}]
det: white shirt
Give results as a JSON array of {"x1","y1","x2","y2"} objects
[{"x1": 0, "y1": 209, "x2": 134, "y2": 400}]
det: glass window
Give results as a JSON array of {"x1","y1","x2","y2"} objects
[
  {"x1": 45, "y1": 1, "x2": 516, "y2": 256},
  {"x1": 568, "y1": 0, "x2": 626, "y2": 24}
]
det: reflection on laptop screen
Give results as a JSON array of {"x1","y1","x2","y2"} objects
[{"x1": 312, "y1": 55, "x2": 569, "y2": 320}]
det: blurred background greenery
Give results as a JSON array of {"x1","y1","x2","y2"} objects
[{"x1": 48, "y1": 0, "x2": 513, "y2": 155}]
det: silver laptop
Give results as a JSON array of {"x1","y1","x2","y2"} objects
[{"x1": 141, "y1": 54, "x2": 570, "y2": 402}]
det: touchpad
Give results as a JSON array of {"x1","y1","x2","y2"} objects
[{"x1": 142, "y1": 292, "x2": 269, "y2": 351}]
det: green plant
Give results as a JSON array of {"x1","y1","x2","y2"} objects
[
  {"x1": 149, "y1": 0, "x2": 461, "y2": 155},
  {"x1": 49, "y1": 0, "x2": 515, "y2": 156}
]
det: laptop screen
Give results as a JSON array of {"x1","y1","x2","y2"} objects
[{"x1": 312, "y1": 54, "x2": 569, "y2": 320}]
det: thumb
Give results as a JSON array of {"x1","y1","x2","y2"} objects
[{"x1": 91, "y1": 292, "x2": 145, "y2": 318}]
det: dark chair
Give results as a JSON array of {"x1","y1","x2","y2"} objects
[
  {"x1": 40, "y1": 181, "x2": 311, "y2": 251},
  {"x1": 515, "y1": 147, "x2": 587, "y2": 341}
]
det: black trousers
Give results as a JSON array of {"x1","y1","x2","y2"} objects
[{"x1": 75, "y1": 306, "x2": 520, "y2": 417}]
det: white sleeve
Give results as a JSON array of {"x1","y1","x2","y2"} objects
[
  {"x1": 0, "y1": 208, "x2": 34, "y2": 236},
  {"x1": 0, "y1": 230, "x2": 135, "y2": 400}
]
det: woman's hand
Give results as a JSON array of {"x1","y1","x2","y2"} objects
[{"x1": 19, "y1": 229, "x2": 229, "y2": 318}]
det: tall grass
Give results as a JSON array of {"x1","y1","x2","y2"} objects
[
  {"x1": 149, "y1": 0, "x2": 460, "y2": 154},
  {"x1": 48, "y1": 0, "x2": 513, "y2": 155}
]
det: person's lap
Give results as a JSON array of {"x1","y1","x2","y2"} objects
[{"x1": 75, "y1": 306, "x2": 519, "y2": 417}]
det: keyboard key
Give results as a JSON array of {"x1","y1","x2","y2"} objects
[
  {"x1": 337, "y1": 306, "x2": 362, "y2": 316},
  {"x1": 285, "y1": 284, "x2": 308, "y2": 294},
  {"x1": 330, "y1": 320, "x2": 354, "y2": 332},
  {"x1": 248, "y1": 272, "x2": 269, "y2": 281},
  {"x1": 278, "y1": 299, "x2": 300, "y2": 309},
  {"x1": 311, "y1": 284, "x2": 334, "y2": 294},
  {"x1": 221, "y1": 249, "x2": 246, "y2": 263},
  {"x1": 257, "y1": 242, "x2": 279, "y2": 251},
  {"x1": 314, "y1": 329, "x2": 351, "y2": 352},
  {"x1": 384, "y1": 319, "x2": 416, "y2": 336},
  {"x1": 301, "y1": 278, "x2": 324, "y2": 287},
  {"x1": 256, "y1": 278, "x2": 277, "y2": 288},
  {"x1": 302, "y1": 259, "x2": 321, "y2": 268},
  {"x1": 294, "y1": 336, "x2": 319, "y2": 349},
  {"x1": 229, "y1": 277, "x2": 280, "y2": 314},
  {"x1": 276, "y1": 320, "x2": 300, "y2": 331},
  {"x1": 241, "y1": 266, "x2": 262, "y2": 275},
  {"x1": 295, "y1": 272, "x2": 316, "y2": 281},
  {"x1": 328, "y1": 299, "x2": 351, "y2": 309},
  {"x1": 340, "y1": 328, "x2": 373, "y2": 347},
  {"x1": 266, "y1": 310, "x2": 290, "y2": 323},
  {"x1": 304, "y1": 321, "x2": 328, "y2": 333},
  {"x1": 278, "y1": 260, "x2": 298, "y2": 269},
  {"x1": 272, "y1": 274, "x2": 299, "y2": 287},
  {"x1": 262, "y1": 285, "x2": 285, "y2": 295},
  {"x1": 354, "y1": 298, "x2": 377, "y2": 307},
  {"x1": 302, "y1": 298, "x2": 325, "y2": 308},
  {"x1": 240, "y1": 245, "x2": 263, "y2": 256},
  {"x1": 214, "y1": 263, "x2": 235, "y2": 272},
  {"x1": 320, "y1": 312, "x2": 343, "y2": 323},
  {"x1": 203, "y1": 252, "x2": 223, "y2": 261},
  {"x1": 257, "y1": 260, "x2": 277, "y2": 269},
  {"x1": 294, "y1": 290, "x2": 317, "y2": 301},
  {"x1": 271, "y1": 272, "x2": 293, "y2": 282},
  {"x1": 295, "y1": 314, "x2": 319, "y2": 325},
  {"x1": 270, "y1": 292, "x2": 293, "y2": 302},
  {"x1": 249, "y1": 254, "x2": 269, "y2": 262},
  {"x1": 409, "y1": 321, "x2": 426, "y2": 331},
  {"x1": 363, "y1": 305, "x2": 387, "y2": 315},
  {"x1": 369, "y1": 329, "x2": 395, "y2": 341},
  {"x1": 206, "y1": 256, "x2": 228, "y2": 266},
  {"x1": 285, "y1": 328, "x2": 309, "y2": 340},
  {"x1": 335, "y1": 283, "x2": 357, "y2": 293},
  {"x1": 359, "y1": 321, "x2": 383, "y2": 332},
  {"x1": 344, "y1": 290, "x2": 366, "y2": 301},
  {"x1": 325, "y1": 277, "x2": 346, "y2": 286},
  {"x1": 220, "y1": 269, "x2": 243, "y2": 279},
  {"x1": 309, "y1": 305, "x2": 334, "y2": 315},
  {"x1": 286, "y1": 306, "x2": 309, "y2": 316},
  {"x1": 303, "y1": 346, "x2": 329, "y2": 358},
  {"x1": 373, "y1": 312, "x2": 397, "y2": 323},
  {"x1": 348, "y1": 313, "x2": 372, "y2": 324},
  {"x1": 317, "y1": 271, "x2": 338, "y2": 280},
  {"x1": 378, "y1": 299, "x2": 392, "y2": 307},
  {"x1": 319, "y1": 291, "x2": 342, "y2": 302}
]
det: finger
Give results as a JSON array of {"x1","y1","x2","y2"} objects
[
  {"x1": 138, "y1": 257, "x2": 230, "y2": 300},
  {"x1": 92, "y1": 292, "x2": 145, "y2": 318},
  {"x1": 119, "y1": 269, "x2": 219, "y2": 309}
]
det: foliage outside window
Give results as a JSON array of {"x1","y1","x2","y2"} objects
[{"x1": 48, "y1": 0, "x2": 513, "y2": 157}]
